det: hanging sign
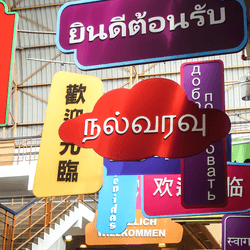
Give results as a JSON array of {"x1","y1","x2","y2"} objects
[
  {"x1": 0, "y1": 1, "x2": 18, "y2": 126},
  {"x1": 142, "y1": 163, "x2": 250, "y2": 218},
  {"x1": 222, "y1": 214, "x2": 250, "y2": 249},
  {"x1": 33, "y1": 72, "x2": 103, "y2": 197},
  {"x1": 86, "y1": 209, "x2": 183, "y2": 245},
  {"x1": 56, "y1": 0, "x2": 247, "y2": 70},
  {"x1": 104, "y1": 157, "x2": 180, "y2": 175},
  {"x1": 97, "y1": 167, "x2": 137, "y2": 234},
  {"x1": 181, "y1": 60, "x2": 227, "y2": 208},
  {"x1": 59, "y1": 78, "x2": 231, "y2": 162}
]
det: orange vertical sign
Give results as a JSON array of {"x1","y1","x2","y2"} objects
[{"x1": 0, "y1": 1, "x2": 18, "y2": 126}]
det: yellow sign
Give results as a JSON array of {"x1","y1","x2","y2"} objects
[
  {"x1": 33, "y1": 72, "x2": 103, "y2": 197},
  {"x1": 86, "y1": 209, "x2": 183, "y2": 245}
]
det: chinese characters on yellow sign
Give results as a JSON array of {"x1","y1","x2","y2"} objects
[{"x1": 33, "y1": 72, "x2": 103, "y2": 197}]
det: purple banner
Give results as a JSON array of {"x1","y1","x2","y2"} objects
[
  {"x1": 56, "y1": 0, "x2": 247, "y2": 70},
  {"x1": 104, "y1": 157, "x2": 180, "y2": 175},
  {"x1": 181, "y1": 60, "x2": 228, "y2": 208},
  {"x1": 222, "y1": 214, "x2": 250, "y2": 249}
]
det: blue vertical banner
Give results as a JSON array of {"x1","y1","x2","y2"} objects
[{"x1": 97, "y1": 167, "x2": 137, "y2": 234}]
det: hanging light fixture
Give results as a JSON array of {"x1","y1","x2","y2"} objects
[
  {"x1": 241, "y1": 76, "x2": 250, "y2": 101},
  {"x1": 79, "y1": 244, "x2": 87, "y2": 248},
  {"x1": 158, "y1": 243, "x2": 166, "y2": 248},
  {"x1": 65, "y1": 235, "x2": 73, "y2": 242}
]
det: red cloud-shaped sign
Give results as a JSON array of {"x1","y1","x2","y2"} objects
[{"x1": 59, "y1": 78, "x2": 231, "y2": 161}]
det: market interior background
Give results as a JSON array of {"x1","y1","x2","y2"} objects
[{"x1": 1, "y1": 0, "x2": 250, "y2": 249}]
